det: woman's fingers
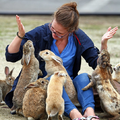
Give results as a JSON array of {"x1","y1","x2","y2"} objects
[
  {"x1": 108, "y1": 26, "x2": 118, "y2": 38},
  {"x1": 16, "y1": 15, "x2": 25, "y2": 37},
  {"x1": 102, "y1": 26, "x2": 118, "y2": 40},
  {"x1": 16, "y1": 15, "x2": 21, "y2": 28},
  {"x1": 107, "y1": 27, "x2": 111, "y2": 32},
  {"x1": 110, "y1": 26, "x2": 118, "y2": 33}
]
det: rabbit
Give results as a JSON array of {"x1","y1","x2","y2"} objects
[
  {"x1": 46, "y1": 71, "x2": 67, "y2": 120},
  {"x1": 11, "y1": 40, "x2": 43, "y2": 114},
  {"x1": 39, "y1": 49, "x2": 79, "y2": 106},
  {"x1": 22, "y1": 78, "x2": 49, "y2": 120},
  {"x1": 0, "y1": 66, "x2": 15, "y2": 105},
  {"x1": 113, "y1": 63, "x2": 120, "y2": 84},
  {"x1": 82, "y1": 49, "x2": 120, "y2": 120}
]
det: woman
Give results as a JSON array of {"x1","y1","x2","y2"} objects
[{"x1": 5, "y1": 2, "x2": 118, "y2": 120}]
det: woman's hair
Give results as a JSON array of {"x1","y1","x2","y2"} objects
[{"x1": 54, "y1": 2, "x2": 79, "y2": 32}]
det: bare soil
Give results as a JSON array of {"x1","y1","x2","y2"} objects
[{"x1": 0, "y1": 15, "x2": 120, "y2": 120}]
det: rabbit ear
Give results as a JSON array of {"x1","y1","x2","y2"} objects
[
  {"x1": 58, "y1": 71, "x2": 67, "y2": 77},
  {"x1": 21, "y1": 55, "x2": 24, "y2": 65},
  {"x1": 54, "y1": 71, "x2": 59, "y2": 75},
  {"x1": 54, "y1": 71, "x2": 67, "y2": 77},
  {"x1": 21, "y1": 53, "x2": 31, "y2": 65},
  {"x1": 24, "y1": 82, "x2": 39, "y2": 89},
  {"x1": 25, "y1": 53, "x2": 31, "y2": 65},
  {"x1": 9, "y1": 68, "x2": 14, "y2": 76},
  {"x1": 51, "y1": 56, "x2": 63, "y2": 65},
  {"x1": 5, "y1": 66, "x2": 9, "y2": 76}
]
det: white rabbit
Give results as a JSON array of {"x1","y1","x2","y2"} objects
[
  {"x1": 113, "y1": 63, "x2": 120, "y2": 84},
  {"x1": 46, "y1": 71, "x2": 67, "y2": 120},
  {"x1": 22, "y1": 78, "x2": 49, "y2": 120},
  {"x1": 11, "y1": 40, "x2": 43, "y2": 114},
  {"x1": 0, "y1": 66, "x2": 15, "y2": 105},
  {"x1": 39, "y1": 49, "x2": 79, "y2": 106}
]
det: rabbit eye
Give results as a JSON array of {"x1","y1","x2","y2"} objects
[
  {"x1": 9, "y1": 77, "x2": 11, "y2": 80},
  {"x1": 46, "y1": 52, "x2": 49, "y2": 54},
  {"x1": 41, "y1": 81, "x2": 44, "y2": 84}
]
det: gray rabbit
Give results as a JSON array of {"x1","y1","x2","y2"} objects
[
  {"x1": 0, "y1": 66, "x2": 15, "y2": 105},
  {"x1": 23, "y1": 78, "x2": 49, "y2": 120},
  {"x1": 11, "y1": 40, "x2": 43, "y2": 114}
]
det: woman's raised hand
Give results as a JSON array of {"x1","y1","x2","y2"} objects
[
  {"x1": 101, "y1": 26, "x2": 118, "y2": 50},
  {"x1": 102, "y1": 26, "x2": 118, "y2": 42},
  {"x1": 16, "y1": 15, "x2": 25, "y2": 38}
]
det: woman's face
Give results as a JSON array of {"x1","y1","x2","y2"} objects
[{"x1": 49, "y1": 19, "x2": 69, "y2": 40}]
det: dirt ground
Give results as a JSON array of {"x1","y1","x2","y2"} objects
[
  {"x1": 0, "y1": 15, "x2": 120, "y2": 120},
  {"x1": 0, "y1": 104, "x2": 114, "y2": 120}
]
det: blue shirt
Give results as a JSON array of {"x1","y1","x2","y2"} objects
[{"x1": 51, "y1": 34, "x2": 76, "y2": 79}]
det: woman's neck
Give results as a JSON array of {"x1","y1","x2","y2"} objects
[{"x1": 55, "y1": 37, "x2": 68, "y2": 54}]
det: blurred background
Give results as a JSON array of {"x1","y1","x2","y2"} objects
[{"x1": 0, "y1": 0, "x2": 120, "y2": 15}]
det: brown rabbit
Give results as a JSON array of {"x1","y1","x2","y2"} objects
[
  {"x1": 46, "y1": 71, "x2": 67, "y2": 120},
  {"x1": 39, "y1": 49, "x2": 79, "y2": 106},
  {"x1": 82, "y1": 49, "x2": 120, "y2": 120},
  {"x1": 0, "y1": 66, "x2": 15, "y2": 105},
  {"x1": 22, "y1": 78, "x2": 49, "y2": 120},
  {"x1": 11, "y1": 40, "x2": 43, "y2": 114}
]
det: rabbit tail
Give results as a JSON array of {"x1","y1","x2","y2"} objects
[
  {"x1": 50, "y1": 108, "x2": 58, "y2": 117},
  {"x1": 28, "y1": 117, "x2": 35, "y2": 120}
]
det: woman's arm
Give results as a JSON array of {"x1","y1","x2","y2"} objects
[
  {"x1": 8, "y1": 15, "x2": 25, "y2": 53},
  {"x1": 96, "y1": 26, "x2": 118, "y2": 64}
]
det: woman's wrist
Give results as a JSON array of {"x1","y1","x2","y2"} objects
[
  {"x1": 17, "y1": 32, "x2": 25, "y2": 39},
  {"x1": 101, "y1": 45, "x2": 107, "y2": 51},
  {"x1": 101, "y1": 39, "x2": 108, "y2": 51}
]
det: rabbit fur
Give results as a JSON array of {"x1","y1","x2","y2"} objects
[
  {"x1": 11, "y1": 40, "x2": 43, "y2": 114},
  {"x1": 39, "y1": 49, "x2": 79, "y2": 106},
  {"x1": 46, "y1": 71, "x2": 67, "y2": 120},
  {"x1": 22, "y1": 78, "x2": 49, "y2": 120},
  {"x1": 0, "y1": 66, "x2": 15, "y2": 105},
  {"x1": 82, "y1": 49, "x2": 120, "y2": 120}
]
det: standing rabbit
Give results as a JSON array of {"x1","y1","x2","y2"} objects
[
  {"x1": 0, "y1": 66, "x2": 15, "y2": 105},
  {"x1": 46, "y1": 71, "x2": 67, "y2": 120},
  {"x1": 82, "y1": 49, "x2": 120, "y2": 120},
  {"x1": 22, "y1": 78, "x2": 49, "y2": 120},
  {"x1": 11, "y1": 40, "x2": 43, "y2": 114},
  {"x1": 39, "y1": 49, "x2": 79, "y2": 105}
]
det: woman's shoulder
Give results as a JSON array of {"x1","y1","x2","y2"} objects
[
  {"x1": 25, "y1": 23, "x2": 51, "y2": 39},
  {"x1": 74, "y1": 28, "x2": 93, "y2": 45},
  {"x1": 32, "y1": 23, "x2": 50, "y2": 33},
  {"x1": 75, "y1": 28, "x2": 90, "y2": 39}
]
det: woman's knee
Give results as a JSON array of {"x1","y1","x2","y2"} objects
[{"x1": 73, "y1": 73, "x2": 90, "y2": 86}]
